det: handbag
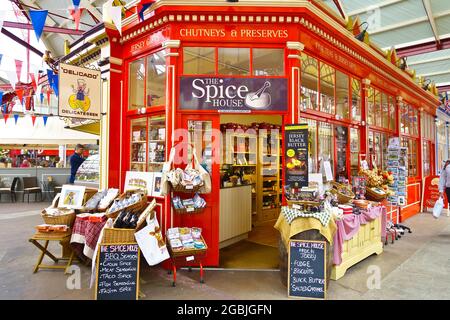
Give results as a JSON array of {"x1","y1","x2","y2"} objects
[
  {"x1": 433, "y1": 197, "x2": 444, "y2": 219},
  {"x1": 134, "y1": 212, "x2": 170, "y2": 266}
]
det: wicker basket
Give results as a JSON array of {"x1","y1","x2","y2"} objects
[
  {"x1": 170, "y1": 182, "x2": 202, "y2": 193},
  {"x1": 105, "y1": 191, "x2": 147, "y2": 219},
  {"x1": 41, "y1": 211, "x2": 76, "y2": 227},
  {"x1": 167, "y1": 235, "x2": 208, "y2": 258},
  {"x1": 173, "y1": 206, "x2": 205, "y2": 214},
  {"x1": 330, "y1": 182, "x2": 355, "y2": 204},
  {"x1": 365, "y1": 187, "x2": 388, "y2": 202},
  {"x1": 101, "y1": 227, "x2": 136, "y2": 244}
]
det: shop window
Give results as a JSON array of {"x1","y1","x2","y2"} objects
[
  {"x1": 148, "y1": 115, "x2": 166, "y2": 172},
  {"x1": 437, "y1": 119, "x2": 446, "y2": 172},
  {"x1": 320, "y1": 63, "x2": 335, "y2": 114},
  {"x1": 351, "y1": 79, "x2": 361, "y2": 122},
  {"x1": 336, "y1": 71, "x2": 349, "y2": 119},
  {"x1": 300, "y1": 54, "x2": 319, "y2": 110},
  {"x1": 367, "y1": 87, "x2": 374, "y2": 125},
  {"x1": 401, "y1": 138, "x2": 418, "y2": 177},
  {"x1": 368, "y1": 130, "x2": 392, "y2": 170},
  {"x1": 130, "y1": 118, "x2": 147, "y2": 171},
  {"x1": 374, "y1": 89, "x2": 381, "y2": 128},
  {"x1": 146, "y1": 51, "x2": 167, "y2": 107},
  {"x1": 300, "y1": 117, "x2": 318, "y2": 173},
  {"x1": 252, "y1": 48, "x2": 284, "y2": 76},
  {"x1": 389, "y1": 96, "x2": 396, "y2": 131},
  {"x1": 350, "y1": 128, "x2": 360, "y2": 176},
  {"x1": 381, "y1": 93, "x2": 389, "y2": 129},
  {"x1": 188, "y1": 120, "x2": 213, "y2": 173},
  {"x1": 335, "y1": 125, "x2": 349, "y2": 181},
  {"x1": 423, "y1": 141, "x2": 431, "y2": 176},
  {"x1": 183, "y1": 47, "x2": 216, "y2": 75},
  {"x1": 218, "y1": 48, "x2": 250, "y2": 75},
  {"x1": 318, "y1": 122, "x2": 334, "y2": 177},
  {"x1": 128, "y1": 58, "x2": 145, "y2": 110}
]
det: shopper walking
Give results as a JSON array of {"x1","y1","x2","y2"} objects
[
  {"x1": 69, "y1": 144, "x2": 85, "y2": 184},
  {"x1": 438, "y1": 160, "x2": 450, "y2": 208}
]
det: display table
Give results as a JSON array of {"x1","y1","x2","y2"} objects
[
  {"x1": 70, "y1": 215, "x2": 107, "y2": 262},
  {"x1": 331, "y1": 205, "x2": 386, "y2": 280}
]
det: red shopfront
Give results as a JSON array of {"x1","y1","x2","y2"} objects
[{"x1": 105, "y1": 1, "x2": 440, "y2": 266}]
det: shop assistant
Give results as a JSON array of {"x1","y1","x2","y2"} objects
[{"x1": 69, "y1": 144, "x2": 86, "y2": 183}]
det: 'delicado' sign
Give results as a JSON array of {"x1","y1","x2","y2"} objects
[
  {"x1": 179, "y1": 76, "x2": 288, "y2": 112},
  {"x1": 58, "y1": 63, "x2": 101, "y2": 120}
]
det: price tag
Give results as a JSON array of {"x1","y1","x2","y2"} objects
[
  {"x1": 186, "y1": 256, "x2": 194, "y2": 262},
  {"x1": 292, "y1": 204, "x2": 301, "y2": 210},
  {"x1": 187, "y1": 207, "x2": 194, "y2": 212},
  {"x1": 186, "y1": 185, "x2": 193, "y2": 190}
]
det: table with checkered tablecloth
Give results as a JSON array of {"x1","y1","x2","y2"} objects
[{"x1": 70, "y1": 215, "x2": 107, "y2": 263}]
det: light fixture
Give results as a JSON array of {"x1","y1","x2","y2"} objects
[{"x1": 355, "y1": 22, "x2": 369, "y2": 42}]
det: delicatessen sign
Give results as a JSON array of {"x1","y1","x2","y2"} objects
[
  {"x1": 58, "y1": 63, "x2": 101, "y2": 120},
  {"x1": 179, "y1": 76, "x2": 288, "y2": 112}
]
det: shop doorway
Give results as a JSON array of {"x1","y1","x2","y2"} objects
[{"x1": 218, "y1": 114, "x2": 283, "y2": 269}]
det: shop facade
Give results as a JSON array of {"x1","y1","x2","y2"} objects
[
  {"x1": 436, "y1": 107, "x2": 450, "y2": 174},
  {"x1": 104, "y1": 0, "x2": 440, "y2": 266}
]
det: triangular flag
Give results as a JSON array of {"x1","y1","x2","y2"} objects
[
  {"x1": 43, "y1": 115, "x2": 48, "y2": 126},
  {"x1": 108, "y1": 1, "x2": 122, "y2": 35},
  {"x1": 137, "y1": 1, "x2": 154, "y2": 22},
  {"x1": 47, "y1": 90, "x2": 51, "y2": 105},
  {"x1": 69, "y1": 8, "x2": 84, "y2": 31},
  {"x1": 3, "y1": 114, "x2": 9, "y2": 124},
  {"x1": 25, "y1": 96, "x2": 32, "y2": 111},
  {"x1": 52, "y1": 74, "x2": 59, "y2": 96},
  {"x1": 31, "y1": 115, "x2": 37, "y2": 126},
  {"x1": 29, "y1": 10, "x2": 48, "y2": 41},
  {"x1": 5, "y1": 70, "x2": 18, "y2": 90},
  {"x1": 40, "y1": 92, "x2": 44, "y2": 104},
  {"x1": 15, "y1": 60, "x2": 23, "y2": 82},
  {"x1": 29, "y1": 73, "x2": 37, "y2": 91},
  {"x1": 14, "y1": 114, "x2": 19, "y2": 125},
  {"x1": 72, "y1": 0, "x2": 81, "y2": 9},
  {"x1": 16, "y1": 89, "x2": 24, "y2": 102},
  {"x1": 47, "y1": 69, "x2": 54, "y2": 86}
]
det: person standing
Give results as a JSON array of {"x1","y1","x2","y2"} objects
[
  {"x1": 69, "y1": 144, "x2": 86, "y2": 184},
  {"x1": 438, "y1": 160, "x2": 450, "y2": 209}
]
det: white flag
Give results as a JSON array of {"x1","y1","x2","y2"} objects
[
  {"x1": 5, "y1": 70, "x2": 18, "y2": 90},
  {"x1": 109, "y1": 6, "x2": 122, "y2": 35}
]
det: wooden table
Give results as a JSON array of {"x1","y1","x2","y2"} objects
[{"x1": 29, "y1": 230, "x2": 77, "y2": 274}]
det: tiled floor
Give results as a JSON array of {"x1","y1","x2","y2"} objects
[{"x1": 1, "y1": 202, "x2": 450, "y2": 300}]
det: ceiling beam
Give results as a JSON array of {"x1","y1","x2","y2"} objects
[
  {"x1": 397, "y1": 36, "x2": 450, "y2": 57},
  {"x1": 2, "y1": 21, "x2": 85, "y2": 36},
  {"x1": 1, "y1": 27, "x2": 44, "y2": 57},
  {"x1": 82, "y1": 0, "x2": 103, "y2": 22},
  {"x1": 332, "y1": 0, "x2": 346, "y2": 20},
  {"x1": 419, "y1": 69, "x2": 450, "y2": 77},
  {"x1": 408, "y1": 54, "x2": 450, "y2": 66},
  {"x1": 422, "y1": 0, "x2": 440, "y2": 45},
  {"x1": 348, "y1": 0, "x2": 405, "y2": 16},
  {"x1": 437, "y1": 84, "x2": 450, "y2": 93}
]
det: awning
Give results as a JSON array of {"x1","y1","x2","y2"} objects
[{"x1": 0, "y1": 115, "x2": 99, "y2": 145}]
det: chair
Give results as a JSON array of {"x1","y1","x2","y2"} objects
[
  {"x1": 0, "y1": 177, "x2": 19, "y2": 202},
  {"x1": 23, "y1": 177, "x2": 43, "y2": 202}
]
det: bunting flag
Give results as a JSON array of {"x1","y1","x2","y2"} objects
[
  {"x1": 31, "y1": 115, "x2": 37, "y2": 126},
  {"x1": 14, "y1": 114, "x2": 19, "y2": 125},
  {"x1": 51, "y1": 74, "x2": 59, "y2": 96},
  {"x1": 137, "y1": 0, "x2": 155, "y2": 22},
  {"x1": 47, "y1": 69, "x2": 54, "y2": 86},
  {"x1": 15, "y1": 60, "x2": 23, "y2": 82},
  {"x1": 43, "y1": 115, "x2": 48, "y2": 126},
  {"x1": 29, "y1": 9, "x2": 48, "y2": 41},
  {"x1": 29, "y1": 73, "x2": 37, "y2": 91},
  {"x1": 47, "y1": 90, "x2": 51, "y2": 105},
  {"x1": 103, "y1": 0, "x2": 122, "y2": 35},
  {"x1": 3, "y1": 113, "x2": 9, "y2": 124},
  {"x1": 5, "y1": 70, "x2": 18, "y2": 90},
  {"x1": 16, "y1": 89, "x2": 24, "y2": 103},
  {"x1": 72, "y1": 0, "x2": 81, "y2": 9},
  {"x1": 40, "y1": 92, "x2": 44, "y2": 104},
  {"x1": 69, "y1": 8, "x2": 84, "y2": 30}
]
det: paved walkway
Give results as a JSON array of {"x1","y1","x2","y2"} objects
[{"x1": 1, "y1": 202, "x2": 449, "y2": 300}]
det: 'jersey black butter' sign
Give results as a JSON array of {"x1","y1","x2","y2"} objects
[
  {"x1": 288, "y1": 240, "x2": 326, "y2": 299},
  {"x1": 179, "y1": 76, "x2": 287, "y2": 112},
  {"x1": 95, "y1": 244, "x2": 140, "y2": 300},
  {"x1": 284, "y1": 124, "x2": 309, "y2": 188}
]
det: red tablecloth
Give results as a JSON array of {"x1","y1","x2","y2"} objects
[
  {"x1": 333, "y1": 205, "x2": 387, "y2": 265},
  {"x1": 70, "y1": 215, "x2": 107, "y2": 261}
]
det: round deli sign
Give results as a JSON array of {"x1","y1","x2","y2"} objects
[
  {"x1": 179, "y1": 76, "x2": 288, "y2": 112},
  {"x1": 58, "y1": 63, "x2": 102, "y2": 120}
]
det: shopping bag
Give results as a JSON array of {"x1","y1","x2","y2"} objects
[
  {"x1": 161, "y1": 148, "x2": 176, "y2": 196},
  {"x1": 433, "y1": 197, "x2": 444, "y2": 219},
  {"x1": 186, "y1": 149, "x2": 211, "y2": 194},
  {"x1": 134, "y1": 213, "x2": 170, "y2": 266}
]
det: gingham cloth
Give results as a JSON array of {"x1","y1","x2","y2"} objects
[
  {"x1": 281, "y1": 206, "x2": 332, "y2": 226},
  {"x1": 70, "y1": 215, "x2": 107, "y2": 260}
]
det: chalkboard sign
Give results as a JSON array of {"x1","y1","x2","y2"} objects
[
  {"x1": 95, "y1": 243, "x2": 140, "y2": 300},
  {"x1": 288, "y1": 240, "x2": 326, "y2": 299}
]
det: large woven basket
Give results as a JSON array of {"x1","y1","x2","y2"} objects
[
  {"x1": 365, "y1": 187, "x2": 388, "y2": 202},
  {"x1": 170, "y1": 182, "x2": 202, "y2": 193},
  {"x1": 102, "y1": 227, "x2": 136, "y2": 244},
  {"x1": 330, "y1": 182, "x2": 355, "y2": 204},
  {"x1": 41, "y1": 211, "x2": 76, "y2": 227}
]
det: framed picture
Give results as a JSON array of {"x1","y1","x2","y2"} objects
[
  {"x1": 58, "y1": 185, "x2": 86, "y2": 209},
  {"x1": 152, "y1": 173, "x2": 162, "y2": 197},
  {"x1": 124, "y1": 171, "x2": 153, "y2": 196}
]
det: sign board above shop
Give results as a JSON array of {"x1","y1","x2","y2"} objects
[
  {"x1": 179, "y1": 76, "x2": 288, "y2": 112},
  {"x1": 58, "y1": 63, "x2": 101, "y2": 120}
]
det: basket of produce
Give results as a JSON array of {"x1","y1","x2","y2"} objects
[
  {"x1": 330, "y1": 182, "x2": 355, "y2": 204},
  {"x1": 365, "y1": 187, "x2": 388, "y2": 201},
  {"x1": 105, "y1": 190, "x2": 147, "y2": 219}
]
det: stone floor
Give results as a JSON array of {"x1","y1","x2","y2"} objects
[{"x1": 1, "y1": 201, "x2": 449, "y2": 300}]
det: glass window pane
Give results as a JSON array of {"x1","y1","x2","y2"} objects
[
  {"x1": 351, "y1": 79, "x2": 361, "y2": 122},
  {"x1": 300, "y1": 117, "x2": 317, "y2": 173},
  {"x1": 381, "y1": 93, "x2": 389, "y2": 129},
  {"x1": 318, "y1": 122, "x2": 334, "y2": 178},
  {"x1": 374, "y1": 90, "x2": 381, "y2": 127},
  {"x1": 320, "y1": 63, "x2": 335, "y2": 114},
  {"x1": 128, "y1": 59, "x2": 145, "y2": 110},
  {"x1": 402, "y1": 138, "x2": 418, "y2": 177},
  {"x1": 335, "y1": 125, "x2": 348, "y2": 181},
  {"x1": 350, "y1": 128, "x2": 360, "y2": 176},
  {"x1": 148, "y1": 115, "x2": 166, "y2": 172},
  {"x1": 389, "y1": 96, "x2": 396, "y2": 131},
  {"x1": 130, "y1": 118, "x2": 147, "y2": 171},
  {"x1": 423, "y1": 141, "x2": 430, "y2": 176},
  {"x1": 252, "y1": 48, "x2": 284, "y2": 76},
  {"x1": 146, "y1": 51, "x2": 166, "y2": 107},
  {"x1": 336, "y1": 71, "x2": 349, "y2": 119},
  {"x1": 300, "y1": 53, "x2": 319, "y2": 111},
  {"x1": 188, "y1": 120, "x2": 213, "y2": 173},
  {"x1": 183, "y1": 47, "x2": 216, "y2": 75},
  {"x1": 367, "y1": 87, "x2": 374, "y2": 125},
  {"x1": 218, "y1": 48, "x2": 250, "y2": 75}
]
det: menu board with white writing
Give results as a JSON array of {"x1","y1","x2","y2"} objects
[
  {"x1": 288, "y1": 240, "x2": 326, "y2": 299},
  {"x1": 95, "y1": 244, "x2": 140, "y2": 300}
]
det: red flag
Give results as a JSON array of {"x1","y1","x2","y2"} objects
[
  {"x1": 16, "y1": 89, "x2": 24, "y2": 103},
  {"x1": 31, "y1": 115, "x2": 37, "y2": 126},
  {"x1": 69, "y1": 8, "x2": 84, "y2": 30},
  {"x1": 29, "y1": 73, "x2": 37, "y2": 91},
  {"x1": 3, "y1": 114, "x2": 9, "y2": 124},
  {"x1": 47, "y1": 89, "x2": 51, "y2": 105},
  {"x1": 15, "y1": 60, "x2": 23, "y2": 82}
]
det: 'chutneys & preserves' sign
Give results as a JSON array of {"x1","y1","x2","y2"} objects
[
  {"x1": 179, "y1": 76, "x2": 288, "y2": 112},
  {"x1": 58, "y1": 63, "x2": 101, "y2": 120}
]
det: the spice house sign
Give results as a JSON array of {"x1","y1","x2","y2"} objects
[{"x1": 179, "y1": 76, "x2": 288, "y2": 112}]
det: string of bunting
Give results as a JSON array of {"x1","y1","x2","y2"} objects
[{"x1": 0, "y1": 113, "x2": 50, "y2": 126}]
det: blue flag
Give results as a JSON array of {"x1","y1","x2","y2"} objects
[
  {"x1": 43, "y1": 115, "x2": 48, "y2": 126},
  {"x1": 72, "y1": 0, "x2": 81, "y2": 8},
  {"x1": 47, "y1": 69, "x2": 53, "y2": 86},
  {"x1": 0, "y1": 92, "x2": 4, "y2": 114},
  {"x1": 29, "y1": 10, "x2": 48, "y2": 41},
  {"x1": 40, "y1": 93, "x2": 44, "y2": 104},
  {"x1": 14, "y1": 114, "x2": 19, "y2": 125},
  {"x1": 51, "y1": 74, "x2": 59, "y2": 96}
]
